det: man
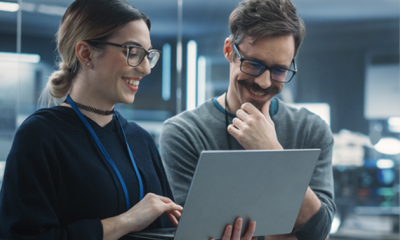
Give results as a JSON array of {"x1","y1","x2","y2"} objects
[{"x1": 160, "y1": 0, "x2": 335, "y2": 239}]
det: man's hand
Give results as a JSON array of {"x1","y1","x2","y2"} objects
[
  {"x1": 227, "y1": 101, "x2": 283, "y2": 150},
  {"x1": 264, "y1": 234, "x2": 297, "y2": 240},
  {"x1": 210, "y1": 218, "x2": 257, "y2": 240}
]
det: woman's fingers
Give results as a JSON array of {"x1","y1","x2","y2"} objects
[
  {"x1": 166, "y1": 212, "x2": 179, "y2": 226},
  {"x1": 125, "y1": 193, "x2": 182, "y2": 232},
  {"x1": 156, "y1": 201, "x2": 182, "y2": 216},
  {"x1": 157, "y1": 196, "x2": 183, "y2": 212},
  {"x1": 166, "y1": 202, "x2": 183, "y2": 210},
  {"x1": 166, "y1": 209, "x2": 182, "y2": 226},
  {"x1": 171, "y1": 209, "x2": 182, "y2": 219},
  {"x1": 158, "y1": 195, "x2": 175, "y2": 203},
  {"x1": 156, "y1": 196, "x2": 182, "y2": 226}
]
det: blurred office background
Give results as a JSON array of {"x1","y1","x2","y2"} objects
[{"x1": 0, "y1": 0, "x2": 399, "y2": 239}]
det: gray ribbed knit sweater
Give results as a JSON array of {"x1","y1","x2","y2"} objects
[{"x1": 160, "y1": 98, "x2": 335, "y2": 240}]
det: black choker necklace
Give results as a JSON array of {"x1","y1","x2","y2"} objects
[{"x1": 64, "y1": 98, "x2": 115, "y2": 116}]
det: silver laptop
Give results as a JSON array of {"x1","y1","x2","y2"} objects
[{"x1": 129, "y1": 149, "x2": 320, "y2": 240}]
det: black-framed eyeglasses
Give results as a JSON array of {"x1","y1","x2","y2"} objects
[
  {"x1": 233, "y1": 44, "x2": 297, "y2": 83},
  {"x1": 86, "y1": 40, "x2": 161, "y2": 68}
]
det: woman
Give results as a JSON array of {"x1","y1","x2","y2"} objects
[{"x1": 0, "y1": 0, "x2": 256, "y2": 239}]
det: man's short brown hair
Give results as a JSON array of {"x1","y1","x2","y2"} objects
[{"x1": 229, "y1": 0, "x2": 305, "y2": 56}]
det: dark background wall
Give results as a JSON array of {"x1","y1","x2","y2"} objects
[
  {"x1": 297, "y1": 19, "x2": 399, "y2": 134},
  {"x1": 1, "y1": 15, "x2": 398, "y2": 135},
  {"x1": 192, "y1": 18, "x2": 399, "y2": 135}
]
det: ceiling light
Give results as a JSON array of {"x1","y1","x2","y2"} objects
[
  {"x1": 0, "y1": 1, "x2": 19, "y2": 12},
  {"x1": 376, "y1": 159, "x2": 395, "y2": 169},
  {"x1": 0, "y1": 52, "x2": 40, "y2": 63},
  {"x1": 37, "y1": 4, "x2": 66, "y2": 16},
  {"x1": 20, "y1": 2, "x2": 35, "y2": 12},
  {"x1": 289, "y1": 103, "x2": 331, "y2": 126},
  {"x1": 186, "y1": 40, "x2": 197, "y2": 110},
  {"x1": 162, "y1": 43, "x2": 171, "y2": 101},
  {"x1": 330, "y1": 215, "x2": 341, "y2": 234},
  {"x1": 388, "y1": 117, "x2": 400, "y2": 133},
  {"x1": 374, "y1": 137, "x2": 400, "y2": 155},
  {"x1": 197, "y1": 56, "x2": 206, "y2": 106}
]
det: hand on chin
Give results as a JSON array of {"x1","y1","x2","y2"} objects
[{"x1": 227, "y1": 100, "x2": 282, "y2": 150}]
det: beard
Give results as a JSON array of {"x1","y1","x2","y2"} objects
[{"x1": 237, "y1": 79, "x2": 281, "y2": 110}]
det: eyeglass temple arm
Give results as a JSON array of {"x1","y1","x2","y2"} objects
[{"x1": 87, "y1": 40, "x2": 123, "y2": 48}]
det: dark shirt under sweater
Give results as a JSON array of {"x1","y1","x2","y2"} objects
[{"x1": 0, "y1": 106, "x2": 174, "y2": 240}]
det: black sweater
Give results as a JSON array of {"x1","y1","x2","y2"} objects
[{"x1": 0, "y1": 106, "x2": 174, "y2": 239}]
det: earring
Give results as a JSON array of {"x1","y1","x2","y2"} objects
[{"x1": 86, "y1": 62, "x2": 91, "y2": 66}]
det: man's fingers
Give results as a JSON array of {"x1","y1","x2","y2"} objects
[
  {"x1": 222, "y1": 224, "x2": 233, "y2": 240},
  {"x1": 260, "y1": 100, "x2": 271, "y2": 117},
  {"x1": 241, "y1": 102, "x2": 258, "y2": 114},
  {"x1": 232, "y1": 218, "x2": 243, "y2": 239},
  {"x1": 242, "y1": 221, "x2": 256, "y2": 239},
  {"x1": 232, "y1": 118, "x2": 245, "y2": 130},
  {"x1": 236, "y1": 108, "x2": 249, "y2": 121},
  {"x1": 227, "y1": 124, "x2": 240, "y2": 139}
]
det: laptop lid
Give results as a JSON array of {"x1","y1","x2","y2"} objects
[{"x1": 130, "y1": 149, "x2": 320, "y2": 240}]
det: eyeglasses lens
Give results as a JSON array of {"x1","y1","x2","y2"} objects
[
  {"x1": 241, "y1": 60, "x2": 264, "y2": 76},
  {"x1": 148, "y1": 51, "x2": 160, "y2": 68},
  {"x1": 271, "y1": 68, "x2": 290, "y2": 82},
  {"x1": 127, "y1": 47, "x2": 160, "y2": 68},
  {"x1": 241, "y1": 60, "x2": 294, "y2": 82},
  {"x1": 127, "y1": 47, "x2": 144, "y2": 66}
]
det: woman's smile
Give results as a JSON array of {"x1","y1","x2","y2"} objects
[{"x1": 122, "y1": 77, "x2": 141, "y2": 92}]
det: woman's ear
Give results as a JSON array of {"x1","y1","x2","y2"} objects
[
  {"x1": 75, "y1": 41, "x2": 93, "y2": 68},
  {"x1": 223, "y1": 38, "x2": 234, "y2": 63}
]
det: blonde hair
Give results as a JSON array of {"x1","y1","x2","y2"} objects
[{"x1": 40, "y1": 0, "x2": 150, "y2": 107}]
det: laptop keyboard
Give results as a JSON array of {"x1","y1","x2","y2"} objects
[{"x1": 144, "y1": 228, "x2": 176, "y2": 234}]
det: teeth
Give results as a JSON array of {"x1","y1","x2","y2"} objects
[
  {"x1": 124, "y1": 79, "x2": 139, "y2": 86},
  {"x1": 249, "y1": 88, "x2": 266, "y2": 96}
]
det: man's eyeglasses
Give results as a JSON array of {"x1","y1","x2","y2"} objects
[
  {"x1": 86, "y1": 40, "x2": 161, "y2": 68},
  {"x1": 233, "y1": 44, "x2": 297, "y2": 83}
]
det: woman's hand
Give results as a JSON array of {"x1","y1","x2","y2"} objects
[
  {"x1": 102, "y1": 193, "x2": 182, "y2": 240},
  {"x1": 122, "y1": 193, "x2": 182, "y2": 232},
  {"x1": 210, "y1": 218, "x2": 257, "y2": 240}
]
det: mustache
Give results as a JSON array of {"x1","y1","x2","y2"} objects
[{"x1": 237, "y1": 79, "x2": 280, "y2": 95}]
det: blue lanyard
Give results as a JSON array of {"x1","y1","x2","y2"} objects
[{"x1": 67, "y1": 95, "x2": 144, "y2": 210}]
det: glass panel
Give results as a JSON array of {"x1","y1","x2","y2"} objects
[
  {"x1": 0, "y1": 0, "x2": 398, "y2": 238},
  {"x1": 120, "y1": 0, "x2": 179, "y2": 125},
  {"x1": 15, "y1": 0, "x2": 179, "y2": 144},
  {"x1": 0, "y1": 1, "x2": 19, "y2": 189},
  {"x1": 181, "y1": 0, "x2": 400, "y2": 239}
]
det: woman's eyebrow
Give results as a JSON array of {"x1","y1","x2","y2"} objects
[{"x1": 122, "y1": 40, "x2": 141, "y2": 46}]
